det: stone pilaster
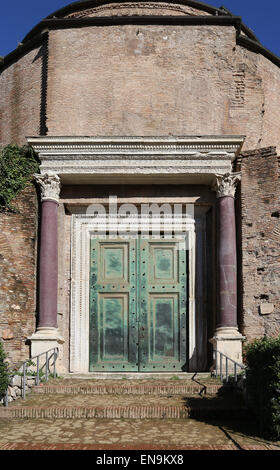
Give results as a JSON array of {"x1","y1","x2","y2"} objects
[
  {"x1": 210, "y1": 172, "x2": 245, "y2": 368},
  {"x1": 29, "y1": 173, "x2": 64, "y2": 359}
]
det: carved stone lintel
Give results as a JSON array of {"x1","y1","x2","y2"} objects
[
  {"x1": 212, "y1": 172, "x2": 241, "y2": 198},
  {"x1": 34, "y1": 172, "x2": 61, "y2": 203}
]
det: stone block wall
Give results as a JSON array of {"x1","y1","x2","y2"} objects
[
  {"x1": 238, "y1": 147, "x2": 280, "y2": 342},
  {"x1": 0, "y1": 185, "x2": 38, "y2": 366}
]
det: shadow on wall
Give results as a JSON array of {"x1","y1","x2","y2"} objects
[{"x1": 32, "y1": 38, "x2": 48, "y2": 136}]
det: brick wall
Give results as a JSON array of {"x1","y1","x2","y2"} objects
[
  {"x1": 0, "y1": 44, "x2": 44, "y2": 146},
  {"x1": 1, "y1": 6, "x2": 280, "y2": 365},
  {"x1": 1, "y1": 19, "x2": 280, "y2": 153},
  {"x1": 238, "y1": 147, "x2": 280, "y2": 342},
  {"x1": 0, "y1": 185, "x2": 38, "y2": 365},
  {"x1": 45, "y1": 24, "x2": 280, "y2": 153},
  {"x1": 65, "y1": 2, "x2": 212, "y2": 18}
]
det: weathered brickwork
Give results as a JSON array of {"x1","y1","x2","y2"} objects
[
  {"x1": 0, "y1": 1, "x2": 280, "y2": 367},
  {"x1": 65, "y1": 2, "x2": 212, "y2": 17},
  {"x1": 44, "y1": 24, "x2": 280, "y2": 153},
  {"x1": 1, "y1": 6, "x2": 280, "y2": 153},
  {"x1": 239, "y1": 147, "x2": 280, "y2": 342},
  {"x1": 257, "y1": 55, "x2": 280, "y2": 154},
  {"x1": 0, "y1": 45, "x2": 43, "y2": 146},
  {"x1": 0, "y1": 185, "x2": 38, "y2": 365}
]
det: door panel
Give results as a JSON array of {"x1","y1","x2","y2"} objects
[
  {"x1": 99, "y1": 294, "x2": 129, "y2": 359},
  {"x1": 89, "y1": 238, "x2": 138, "y2": 371},
  {"x1": 139, "y1": 237, "x2": 187, "y2": 372},
  {"x1": 149, "y1": 294, "x2": 179, "y2": 359},
  {"x1": 89, "y1": 235, "x2": 187, "y2": 372}
]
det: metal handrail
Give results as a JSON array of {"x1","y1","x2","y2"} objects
[
  {"x1": 213, "y1": 350, "x2": 246, "y2": 384},
  {"x1": 3, "y1": 347, "x2": 59, "y2": 407}
]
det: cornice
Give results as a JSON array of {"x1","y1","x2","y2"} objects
[
  {"x1": 27, "y1": 136, "x2": 245, "y2": 183},
  {"x1": 27, "y1": 136, "x2": 245, "y2": 152}
]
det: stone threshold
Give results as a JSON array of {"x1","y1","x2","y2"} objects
[
  {"x1": 32, "y1": 383, "x2": 221, "y2": 395},
  {"x1": 63, "y1": 372, "x2": 211, "y2": 380}
]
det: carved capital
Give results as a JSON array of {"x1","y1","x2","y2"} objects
[
  {"x1": 34, "y1": 172, "x2": 61, "y2": 203},
  {"x1": 212, "y1": 172, "x2": 241, "y2": 198}
]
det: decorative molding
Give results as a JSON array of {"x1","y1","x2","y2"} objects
[
  {"x1": 34, "y1": 172, "x2": 61, "y2": 203},
  {"x1": 27, "y1": 135, "x2": 245, "y2": 151},
  {"x1": 28, "y1": 136, "x2": 245, "y2": 184},
  {"x1": 212, "y1": 172, "x2": 241, "y2": 198},
  {"x1": 70, "y1": 213, "x2": 196, "y2": 373}
]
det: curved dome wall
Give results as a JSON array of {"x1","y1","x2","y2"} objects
[
  {"x1": 1, "y1": 1, "x2": 280, "y2": 152},
  {"x1": 0, "y1": 1, "x2": 280, "y2": 369}
]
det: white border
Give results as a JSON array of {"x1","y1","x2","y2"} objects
[
  {"x1": 70, "y1": 214, "x2": 196, "y2": 373},
  {"x1": 27, "y1": 136, "x2": 245, "y2": 180}
]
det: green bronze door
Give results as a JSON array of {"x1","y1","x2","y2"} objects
[
  {"x1": 89, "y1": 235, "x2": 187, "y2": 372},
  {"x1": 89, "y1": 237, "x2": 138, "y2": 371},
  {"x1": 138, "y1": 237, "x2": 187, "y2": 372}
]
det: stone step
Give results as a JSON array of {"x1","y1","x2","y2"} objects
[
  {"x1": 1, "y1": 388, "x2": 247, "y2": 420},
  {"x1": 0, "y1": 403, "x2": 248, "y2": 420},
  {"x1": 31, "y1": 381, "x2": 224, "y2": 396},
  {"x1": 5, "y1": 392, "x2": 222, "y2": 407}
]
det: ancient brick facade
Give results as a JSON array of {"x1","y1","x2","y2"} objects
[
  {"x1": 0, "y1": 185, "x2": 38, "y2": 365},
  {"x1": 238, "y1": 147, "x2": 280, "y2": 341},
  {"x1": 0, "y1": 44, "x2": 44, "y2": 146},
  {"x1": 45, "y1": 25, "x2": 280, "y2": 153},
  {"x1": 1, "y1": 5, "x2": 280, "y2": 153},
  {"x1": 0, "y1": 1, "x2": 279, "y2": 369}
]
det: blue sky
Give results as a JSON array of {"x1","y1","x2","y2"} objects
[{"x1": 0, "y1": 1, "x2": 279, "y2": 57}]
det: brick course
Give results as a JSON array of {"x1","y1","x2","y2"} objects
[
  {"x1": 238, "y1": 147, "x2": 280, "y2": 342},
  {"x1": 0, "y1": 3, "x2": 280, "y2": 366},
  {"x1": 0, "y1": 185, "x2": 38, "y2": 365},
  {"x1": 2, "y1": 21, "x2": 280, "y2": 153},
  {"x1": 0, "y1": 45, "x2": 44, "y2": 146}
]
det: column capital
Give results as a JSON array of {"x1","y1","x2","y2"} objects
[
  {"x1": 212, "y1": 172, "x2": 241, "y2": 198},
  {"x1": 34, "y1": 172, "x2": 61, "y2": 203}
]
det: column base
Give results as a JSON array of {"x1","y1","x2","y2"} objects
[
  {"x1": 209, "y1": 327, "x2": 246, "y2": 370},
  {"x1": 28, "y1": 328, "x2": 64, "y2": 358}
]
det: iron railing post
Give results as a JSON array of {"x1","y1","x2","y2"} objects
[
  {"x1": 226, "y1": 357, "x2": 228, "y2": 383},
  {"x1": 220, "y1": 353, "x2": 223, "y2": 381},
  {"x1": 214, "y1": 350, "x2": 218, "y2": 378},
  {"x1": 22, "y1": 363, "x2": 26, "y2": 400},
  {"x1": 53, "y1": 348, "x2": 57, "y2": 378},
  {"x1": 46, "y1": 351, "x2": 49, "y2": 382},
  {"x1": 36, "y1": 356, "x2": 40, "y2": 385}
]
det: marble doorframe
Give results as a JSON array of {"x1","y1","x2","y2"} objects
[{"x1": 70, "y1": 214, "x2": 196, "y2": 373}]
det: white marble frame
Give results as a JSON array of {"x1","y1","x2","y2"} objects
[
  {"x1": 27, "y1": 136, "x2": 245, "y2": 184},
  {"x1": 27, "y1": 135, "x2": 246, "y2": 373},
  {"x1": 70, "y1": 215, "x2": 196, "y2": 373}
]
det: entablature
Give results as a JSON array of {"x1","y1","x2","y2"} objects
[{"x1": 27, "y1": 135, "x2": 245, "y2": 185}]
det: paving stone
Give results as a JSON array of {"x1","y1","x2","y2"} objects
[
  {"x1": 1, "y1": 378, "x2": 279, "y2": 450},
  {"x1": 0, "y1": 418, "x2": 279, "y2": 450}
]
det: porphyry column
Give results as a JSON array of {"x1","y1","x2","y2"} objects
[
  {"x1": 210, "y1": 172, "x2": 245, "y2": 366},
  {"x1": 29, "y1": 172, "x2": 64, "y2": 357}
]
